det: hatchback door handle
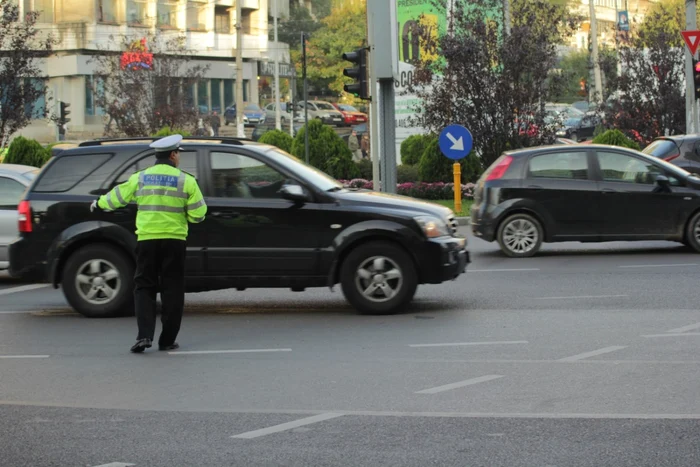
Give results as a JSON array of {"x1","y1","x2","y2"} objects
[
  {"x1": 601, "y1": 189, "x2": 617, "y2": 194},
  {"x1": 211, "y1": 211, "x2": 239, "y2": 219},
  {"x1": 527, "y1": 185, "x2": 543, "y2": 190}
]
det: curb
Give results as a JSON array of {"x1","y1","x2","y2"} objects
[{"x1": 455, "y1": 217, "x2": 470, "y2": 226}]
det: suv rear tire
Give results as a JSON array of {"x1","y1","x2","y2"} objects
[
  {"x1": 62, "y1": 244, "x2": 134, "y2": 318},
  {"x1": 497, "y1": 213, "x2": 543, "y2": 258},
  {"x1": 340, "y1": 241, "x2": 417, "y2": 315}
]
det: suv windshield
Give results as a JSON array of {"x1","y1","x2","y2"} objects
[
  {"x1": 262, "y1": 147, "x2": 343, "y2": 191},
  {"x1": 643, "y1": 139, "x2": 680, "y2": 160}
]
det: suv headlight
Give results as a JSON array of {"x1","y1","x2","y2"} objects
[{"x1": 414, "y1": 215, "x2": 450, "y2": 238}]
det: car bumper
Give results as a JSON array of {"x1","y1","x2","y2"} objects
[
  {"x1": 322, "y1": 117, "x2": 344, "y2": 125},
  {"x1": 470, "y1": 202, "x2": 499, "y2": 242},
  {"x1": 417, "y1": 235, "x2": 469, "y2": 284},
  {"x1": 8, "y1": 236, "x2": 47, "y2": 280}
]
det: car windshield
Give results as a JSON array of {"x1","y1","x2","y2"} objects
[
  {"x1": 315, "y1": 102, "x2": 335, "y2": 110},
  {"x1": 565, "y1": 117, "x2": 581, "y2": 126},
  {"x1": 262, "y1": 147, "x2": 343, "y2": 191},
  {"x1": 245, "y1": 104, "x2": 262, "y2": 111},
  {"x1": 339, "y1": 104, "x2": 358, "y2": 112},
  {"x1": 642, "y1": 139, "x2": 680, "y2": 159}
]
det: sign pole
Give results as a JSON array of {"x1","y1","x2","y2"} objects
[
  {"x1": 685, "y1": 1, "x2": 698, "y2": 133},
  {"x1": 453, "y1": 162, "x2": 462, "y2": 214}
]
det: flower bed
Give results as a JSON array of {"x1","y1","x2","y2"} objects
[{"x1": 340, "y1": 179, "x2": 475, "y2": 200}]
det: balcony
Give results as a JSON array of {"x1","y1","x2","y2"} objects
[{"x1": 240, "y1": 0, "x2": 259, "y2": 9}]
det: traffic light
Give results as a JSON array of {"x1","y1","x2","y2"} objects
[
  {"x1": 342, "y1": 48, "x2": 369, "y2": 100},
  {"x1": 694, "y1": 60, "x2": 700, "y2": 100},
  {"x1": 59, "y1": 101, "x2": 71, "y2": 125}
]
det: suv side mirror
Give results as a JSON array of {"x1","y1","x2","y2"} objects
[{"x1": 279, "y1": 184, "x2": 308, "y2": 203}]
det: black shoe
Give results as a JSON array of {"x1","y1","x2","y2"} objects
[
  {"x1": 159, "y1": 342, "x2": 179, "y2": 351},
  {"x1": 130, "y1": 338, "x2": 152, "y2": 353}
]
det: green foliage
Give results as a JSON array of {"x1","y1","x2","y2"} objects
[
  {"x1": 3, "y1": 136, "x2": 50, "y2": 167},
  {"x1": 637, "y1": 0, "x2": 689, "y2": 48},
  {"x1": 258, "y1": 129, "x2": 294, "y2": 153},
  {"x1": 291, "y1": 119, "x2": 360, "y2": 179},
  {"x1": 592, "y1": 129, "x2": 641, "y2": 150},
  {"x1": 558, "y1": 50, "x2": 590, "y2": 103},
  {"x1": 356, "y1": 158, "x2": 373, "y2": 180},
  {"x1": 593, "y1": 124, "x2": 605, "y2": 138},
  {"x1": 417, "y1": 136, "x2": 483, "y2": 183},
  {"x1": 400, "y1": 134, "x2": 430, "y2": 166},
  {"x1": 397, "y1": 164, "x2": 420, "y2": 183},
  {"x1": 151, "y1": 126, "x2": 192, "y2": 137}
]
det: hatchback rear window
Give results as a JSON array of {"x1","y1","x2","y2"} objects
[
  {"x1": 33, "y1": 154, "x2": 112, "y2": 192},
  {"x1": 642, "y1": 139, "x2": 680, "y2": 160}
]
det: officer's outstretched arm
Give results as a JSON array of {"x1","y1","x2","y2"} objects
[
  {"x1": 97, "y1": 173, "x2": 139, "y2": 211},
  {"x1": 185, "y1": 178, "x2": 207, "y2": 223}
]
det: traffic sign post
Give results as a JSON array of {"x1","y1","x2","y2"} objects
[{"x1": 438, "y1": 124, "x2": 473, "y2": 215}]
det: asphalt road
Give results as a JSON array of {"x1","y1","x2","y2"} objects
[{"x1": 1, "y1": 228, "x2": 700, "y2": 467}]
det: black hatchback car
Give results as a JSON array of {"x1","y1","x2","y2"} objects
[
  {"x1": 471, "y1": 144, "x2": 700, "y2": 257},
  {"x1": 9, "y1": 137, "x2": 468, "y2": 317}
]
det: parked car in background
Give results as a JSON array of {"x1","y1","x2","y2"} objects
[
  {"x1": 643, "y1": 135, "x2": 700, "y2": 176},
  {"x1": 252, "y1": 123, "x2": 303, "y2": 141},
  {"x1": 0, "y1": 164, "x2": 39, "y2": 270},
  {"x1": 472, "y1": 144, "x2": 700, "y2": 257},
  {"x1": 332, "y1": 103, "x2": 368, "y2": 126},
  {"x1": 298, "y1": 100, "x2": 345, "y2": 126},
  {"x1": 263, "y1": 102, "x2": 304, "y2": 124},
  {"x1": 224, "y1": 103, "x2": 267, "y2": 126},
  {"x1": 555, "y1": 114, "x2": 600, "y2": 142},
  {"x1": 9, "y1": 136, "x2": 468, "y2": 317}
]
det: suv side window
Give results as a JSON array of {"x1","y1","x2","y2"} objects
[
  {"x1": 210, "y1": 152, "x2": 286, "y2": 199},
  {"x1": 113, "y1": 152, "x2": 198, "y2": 186},
  {"x1": 33, "y1": 154, "x2": 113, "y2": 192},
  {"x1": 0, "y1": 176, "x2": 25, "y2": 208},
  {"x1": 528, "y1": 152, "x2": 589, "y2": 180}
]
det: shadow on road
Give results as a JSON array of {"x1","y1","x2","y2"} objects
[{"x1": 475, "y1": 242, "x2": 692, "y2": 259}]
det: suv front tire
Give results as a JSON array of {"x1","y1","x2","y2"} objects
[
  {"x1": 62, "y1": 244, "x2": 134, "y2": 318},
  {"x1": 340, "y1": 241, "x2": 417, "y2": 315}
]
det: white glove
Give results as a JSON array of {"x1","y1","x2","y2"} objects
[{"x1": 90, "y1": 200, "x2": 98, "y2": 212}]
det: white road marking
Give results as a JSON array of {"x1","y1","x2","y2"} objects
[
  {"x1": 0, "y1": 355, "x2": 49, "y2": 359},
  {"x1": 666, "y1": 322, "x2": 700, "y2": 333},
  {"x1": 557, "y1": 346, "x2": 627, "y2": 362},
  {"x1": 643, "y1": 333, "x2": 700, "y2": 338},
  {"x1": 0, "y1": 310, "x2": 34, "y2": 314},
  {"x1": 168, "y1": 348, "x2": 292, "y2": 355},
  {"x1": 415, "y1": 375, "x2": 504, "y2": 394},
  {"x1": 0, "y1": 284, "x2": 49, "y2": 296},
  {"x1": 231, "y1": 413, "x2": 344, "y2": 439},
  {"x1": 467, "y1": 268, "x2": 540, "y2": 272},
  {"x1": 535, "y1": 294, "x2": 628, "y2": 300},
  {"x1": 91, "y1": 463, "x2": 135, "y2": 467},
  {"x1": 618, "y1": 263, "x2": 698, "y2": 269},
  {"x1": 409, "y1": 341, "x2": 528, "y2": 348}
]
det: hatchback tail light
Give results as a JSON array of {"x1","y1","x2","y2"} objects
[
  {"x1": 664, "y1": 153, "x2": 680, "y2": 162},
  {"x1": 485, "y1": 155, "x2": 514, "y2": 181},
  {"x1": 18, "y1": 200, "x2": 32, "y2": 233}
]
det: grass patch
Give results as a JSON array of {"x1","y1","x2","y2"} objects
[{"x1": 430, "y1": 199, "x2": 473, "y2": 217}]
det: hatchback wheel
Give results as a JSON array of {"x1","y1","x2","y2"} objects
[
  {"x1": 62, "y1": 244, "x2": 134, "y2": 318},
  {"x1": 340, "y1": 242, "x2": 417, "y2": 315},
  {"x1": 685, "y1": 211, "x2": 700, "y2": 253},
  {"x1": 497, "y1": 213, "x2": 543, "y2": 258}
]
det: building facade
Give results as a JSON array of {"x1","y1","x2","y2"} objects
[{"x1": 18, "y1": 0, "x2": 293, "y2": 141}]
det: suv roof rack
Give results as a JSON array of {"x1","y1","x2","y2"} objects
[{"x1": 78, "y1": 136, "x2": 253, "y2": 147}]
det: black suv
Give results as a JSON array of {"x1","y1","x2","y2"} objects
[{"x1": 9, "y1": 137, "x2": 468, "y2": 317}]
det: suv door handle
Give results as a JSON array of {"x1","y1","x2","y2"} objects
[{"x1": 211, "y1": 211, "x2": 239, "y2": 219}]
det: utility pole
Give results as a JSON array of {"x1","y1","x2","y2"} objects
[
  {"x1": 301, "y1": 32, "x2": 309, "y2": 163},
  {"x1": 686, "y1": 0, "x2": 698, "y2": 134},
  {"x1": 273, "y1": 0, "x2": 281, "y2": 131},
  {"x1": 503, "y1": 0, "x2": 511, "y2": 36},
  {"x1": 235, "y1": 0, "x2": 245, "y2": 138},
  {"x1": 589, "y1": 0, "x2": 604, "y2": 106}
]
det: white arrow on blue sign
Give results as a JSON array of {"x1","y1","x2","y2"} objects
[{"x1": 438, "y1": 124, "x2": 473, "y2": 160}]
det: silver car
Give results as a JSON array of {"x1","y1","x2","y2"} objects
[{"x1": 0, "y1": 164, "x2": 39, "y2": 270}]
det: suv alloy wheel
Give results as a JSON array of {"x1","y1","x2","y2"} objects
[
  {"x1": 62, "y1": 244, "x2": 135, "y2": 318},
  {"x1": 340, "y1": 241, "x2": 417, "y2": 315}
]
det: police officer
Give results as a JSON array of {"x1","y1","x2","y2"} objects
[{"x1": 90, "y1": 135, "x2": 207, "y2": 353}]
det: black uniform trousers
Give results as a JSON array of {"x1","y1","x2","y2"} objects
[{"x1": 134, "y1": 239, "x2": 186, "y2": 346}]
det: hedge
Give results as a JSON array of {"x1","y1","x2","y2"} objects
[
  {"x1": 341, "y1": 178, "x2": 476, "y2": 200},
  {"x1": 418, "y1": 136, "x2": 483, "y2": 183},
  {"x1": 258, "y1": 129, "x2": 294, "y2": 153},
  {"x1": 3, "y1": 137, "x2": 51, "y2": 167},
  {"x1": 592, "y1": 129, "x2": 640, "y2": 150},
  {"x1": 400, "y1": 134, "x2": 430, "y2": 166},
  {"x1": 291, "y1": 119, "x2": 359, "y2": 179},
  {"x1": 151, "y1": 126, "x2": 192, "y2": 137}
]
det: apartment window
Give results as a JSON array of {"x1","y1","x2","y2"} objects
[
  {"x1": 23, "y1": 79, "x2": 46, "y2": 119},
  {"x1": 127, "y1": 0, "x2": 148, "y2": 25},
  {"x1": 197, "y1": 80, "x2": 209, "y2": 112},
  {"x1": 241, "y1": 9, "x2": 252, "y2": 34},
  {"x1": 23, "y1": 0, "x2": 53, "y2": 23},
  {"x1": 98, "y1": 0, "x2": 118, "y2": 23},
  {"x1": 215, "y1": 6, "x2": 230, "y2": 33},
  {"x1": 186, "y1": 0, "x2": 207, "y2": 30},
  {"x1": 85, "y1": 76, "x2": 105, "y2": 117},
  {"x1": 157, "y1": 0, "x2": 177, "y2": 28},
  {"x1": 211, "y1": 79, "x2": 221, "y2": 113},
  {"x1": 243, "y1": 79, "x2": 249, "y2": 102},
  {"x1": 223, "y1": 79, "x2": 234, "y2": 107}
]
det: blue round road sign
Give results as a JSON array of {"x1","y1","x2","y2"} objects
[{"x1": 438, "y1": 124, "x2": 473, "y2": 160}]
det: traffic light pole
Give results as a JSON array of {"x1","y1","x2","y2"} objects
[
  {"x1": 302, "y1": 32, "x2": 309, "y2": 164},
  {"x1": 686, "y1": 0, "x2": 698, "y2": 134}
]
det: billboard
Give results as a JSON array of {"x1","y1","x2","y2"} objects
[{"x1": 394, "y1": 0, "x2": 446, "y2": 163}]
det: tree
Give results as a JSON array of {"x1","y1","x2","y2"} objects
[
  {"x1": 0, "y1": 0, "x2": 55, "y2": 148},
  {"x1": 636, "y1": 0, "x2": 693, "y2": 49},
  {"x1": 408, "y1": 0, "x2": 579, "y2": 166},
  {"x1": 91, "y1": 33, "x2": 209, "y2": 137},
  {"x1": 601, "y1": 5, "x2": 685, "y2": 145},
  {"x1": 302, "y1": 0, "x2": 367, "y2": 96},
  {"x1": 290, "y1": 119, "x2": 359, "y2": 179},
  {"x1": 558, "y1": 50, "x2": 590, "y2": 103}
]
